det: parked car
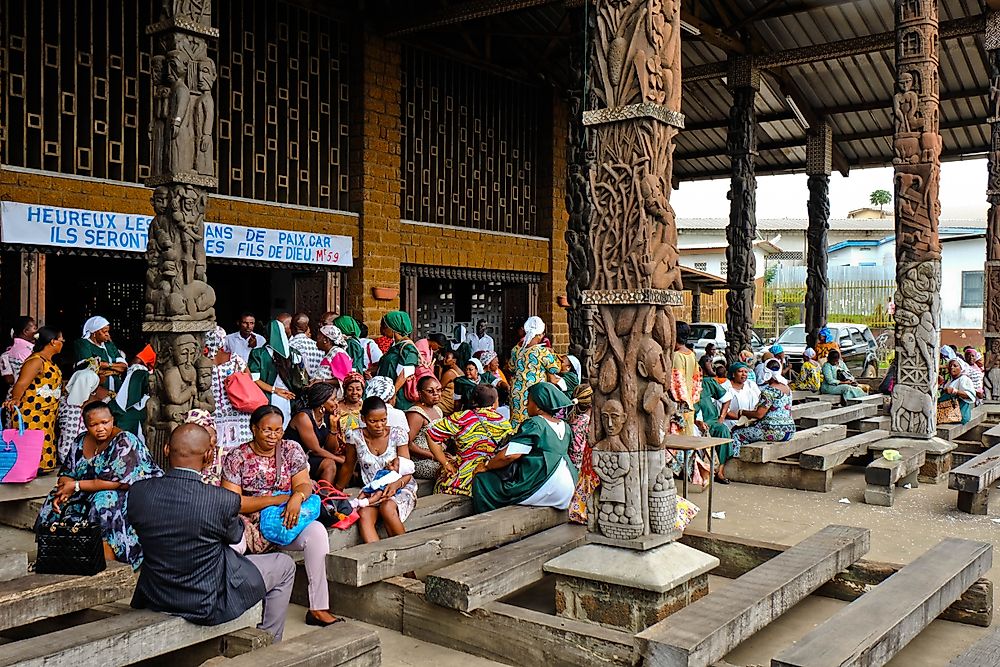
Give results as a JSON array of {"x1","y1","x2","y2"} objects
[
  {"x1": 774, "y1": 323, "x2": 879, "y2": 377},
  {"x1": 688, "y1": 323, "x2": 763, "y2": 360}
]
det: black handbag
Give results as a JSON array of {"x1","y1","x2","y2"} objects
[{"x1": 34, "y1": 498, "x2": 106, "y2": 576}]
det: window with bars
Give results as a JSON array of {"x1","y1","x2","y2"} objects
[
  {"x1": 961, "y1": 271, "x2": 985, "y2": 307},
  {"x1": 694, "y1": 262, "x2": 707, "y2": 271}
]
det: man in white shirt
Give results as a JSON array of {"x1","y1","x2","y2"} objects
[
  {"x1": 224, "y1": 312, "x2": 265, "y2": 362},
  {"x1": 287, "y1": 313, "x2": 323, "y2": 378},
  {"x1": 467, "y1": 320, "x2": 495, "y2": 355}
]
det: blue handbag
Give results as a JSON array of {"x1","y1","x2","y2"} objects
[{"x1": 259, "y1": 493, "x2": 321, "y2": 546}]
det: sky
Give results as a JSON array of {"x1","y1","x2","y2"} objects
[{"x1": 671, "y1": 157, "x2": 988, "y2": 222}]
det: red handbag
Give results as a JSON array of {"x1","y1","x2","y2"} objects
[
  {"x1": 313, "y1": 481, "x2": 360, "y2": 530},
  {"x1": 224, "y1": 371, "x2": 268, "y2": 414}
]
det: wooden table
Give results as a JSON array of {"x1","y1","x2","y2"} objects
[{"x1": 663, "y1": 435, "x2": 732, "y2": 532}]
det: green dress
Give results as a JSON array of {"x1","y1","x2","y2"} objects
[
  {"x1": 110, "y1": 366, "x2": 149, "y2": 437},
  {"x1": 473, "y1": 416, "x2": 578, "y2": 513},
  {"x1": 376, "y1": 339, "x2": 421, "y2": 410},
  {"x1": 695, "y1": 377, "x2": 733, "y2": 463},
  {"x1": 561, "y1": 371, "x2": 580, "y2": 398},
  {"x1": 346, "y1": 337, "x2": 366, "y2": 373},
  {"x1": 73, "y1": 338, "x2": 125, "y2": 391},
  {"x1": 453, "y1": 376, "x2": 482, "y2": 408}
]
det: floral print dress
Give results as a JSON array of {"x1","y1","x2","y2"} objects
[
  {"x1": 426, "y1": 409, "x2": 514, "y2": 497},
  {"x1": 509, "y1": 344, "x2": 560, "y2": 427},
  {"x1": 729, "y1": 385, "x2": 796, "y2": 457},
  {"x1": 345, "y1": 426, "x2": 417, "y2": 521},
  {"x1": 36, "y1": 430, "x2": 162, "y2": 569}
]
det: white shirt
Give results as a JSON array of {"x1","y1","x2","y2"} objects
[
  {"x1": 362, "y1": 405, "x2": 409, "y2": 432},
  {"x1": 224, "y1": 332, "x2": 265, "y2": 363},
  {"x1": 468, "y1": 333, "x2": 495, "y2": 355},
  {"x1": 359, "y1": 338, "x2": 383, "y2": 369}
]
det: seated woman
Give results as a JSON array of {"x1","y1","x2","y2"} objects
[
  {"x1": 792, "y1": 348, "x2": 823, "y2": 392},
  {"x1": 730, "y1": 358, "x2": 795, "y2": 458},
  {"x1": 693, "y1": 356, "x2": 733, "y2": 484},
  {"x1": 286, "y1": 383, "x2": 344, "y2": 484},
  {"x1": 821, "y1": 349, "x2": 866, "y2": 400},
  {"x1": 221, "y1": 406, "x2": 339, "y2": 627},
  {"x1": 426, "y1": 385, "x2": 514, "y2": 497},
  {"x1": 405, "y1": 375, "x2": 445, "y2": 480},
  {"x1": 723, "y1": 362, "x2": 761, "y2": 434},
  {"x1": 453, "y1": 358, "x2": 485, "y2": 409},
  {"x1": 336, "y1": 397, "x2": 417, "y2": 543},
  {"x1": 338, "y1": 372, "x2": 365, "y2": 434},
  {"x1": 36, "y1": 401, "x2": 162, "y2": 569},
  {"x1": 940, "y1": 358, "x2": 977, "y2": 424},
  {"x1": 472, "y1": 382, "x2": 577, "y2": 513}
]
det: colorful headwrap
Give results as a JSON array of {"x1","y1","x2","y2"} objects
[
  {"x1": 135, "y1": 344, "x2": 157, "y2": 368},
  {"x1": 364, "y1": 375, "x2": 396, "y2": 402},
  {"x1": 522, "y1": 316, "x2": 545, "y2": 348},
  {"x1": 205, "y1": 326, "x2": 227, "y2": 357},
  {"x1": 818, "y1": 327, "x2": 834, "y2": 344},
  {"x1": 333, "y1": 315, "x2": 362, "y2": 338},
  {"x1": 728, "y1": 361, "x2": 749, "y2": 379},
  {"x1": 465, "y1": 357, "x2": 484, "y2": 375},
  {"x1": 343, "y1": 372, "x2": 365, "y2": 391},
  {"x1": 184, "y1": 409, "x2": 215, "y2": 429},
  {"x1": 477, "y1": 350, "x2": 498, "y2": 368},
  {"x1": 739, "y1": 349, "x2": 755, "y2": 363},
  {"x1": 319, "y1": 324, "x2": 347, "y2": 349},
  {"x1": 382, "y1": 311, "x2": 413, "y2": 336}
]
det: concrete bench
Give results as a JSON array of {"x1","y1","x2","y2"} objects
[
  {"x1": 737, "y1": 424, "x2": 846, "y2": 464},
  {"x1": 636, "y1": 525, "x2": 870, "y2": 667},
  {"x1": 948, "y1": 443, "x2": 1000, "y2": 515},
  {"x1": 981, "y1": 423, "x2": 1000, "y2": 447},
  {"x1": 798, "y1": 402, "x2": 878, "y2": 429},
  {"x1": 946, "y1": 625, "x2": 1000, "y2": 666},
  {"x1": 790, "y1": 401, "x2": 832, "y2": 421},
  {"x1": 0, "y1": 602, "x2": 261, "y2": 667},
  {"x1": 216, "y1": 624, "x2": 380, "y2": 667},
  {"x1": 864, "y1": 447, "x2": 925, "y2": 507},
  {"x1": 799, "y1": 430, "x2": 888, "y2": 471},
  {"x1": 937, "y1": 404, "x2": 987, "y2": 441},
  {"x1": 326, "y1": 506, "x2": 566, "y2": 586},
  {"x1": 856, "y1": 415, "x2": 890, "y2": 433},
  {"x1": 772, "y1": 538, "x2": 992, "y2": 667},
  {"x1": 867, "y1": 436, "x2": 956, "y2": 484}
]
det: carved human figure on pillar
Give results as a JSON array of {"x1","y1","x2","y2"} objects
[
  {"x1": 149, "y1": 56, "x2": 170, "y2": 176},
  {"x1": 166, "y1": 51, "x2": 194, "y2": 174},
  {"x1": 894, "y1": 72, "x2": 922, "y2": 134},
  {"x1": 193, "y1": 60, "x2": 216, "y2": 177},
  {"x1": 161, "y1": 334, "x2": 200, "y2": 426}
]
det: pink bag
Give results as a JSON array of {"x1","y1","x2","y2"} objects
[
  {"x1": 0, "y1": 408, "x2": 44, "y2": 483},
  {"x1": 224, "y1": 371, "x2": 269, "y2": 414}
]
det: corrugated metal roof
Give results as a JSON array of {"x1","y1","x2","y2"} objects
[{"x1": 678, "y1": 217, "x2": 987, "y2": 231}]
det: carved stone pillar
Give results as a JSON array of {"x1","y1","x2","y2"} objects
[
  {"x1": 564, "y1": 4, "x2": 596, "y2": 371},
  {"x1": 890, "y1": 0, "x2": 942, "y2": 438},
  {"x1": 543, "y1": 0, "x2": 718, "y2": 634},
  {"x1": 143, "y1": 1, "x2": 219, "y2": 451},
  {"x1": 984, "y1": 11, "x2": 1000, "y2": 402},
  {"x1": 804, "y1": 122, "x2": 832, "y2": 336},
  {"x1": 724, "y1": 58, "x2": 759, "y2": 365}
]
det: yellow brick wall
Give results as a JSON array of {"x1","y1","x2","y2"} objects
[{"x1": 541, "y1": 93, "x2": 570, "y2": 351}]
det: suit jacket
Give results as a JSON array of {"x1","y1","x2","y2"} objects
[{"x1": 128, "y1": 468, "x2": 265, "y2": 625}]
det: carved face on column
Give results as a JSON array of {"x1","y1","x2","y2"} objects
[
  {"x1": 166, "y1": 52, "x2": 186, "y2": 84},
  {"x1": 151, "y1": 186, "x2": 170, "y2": 215},
  {"x1": 151, "y1": 55, "x2": 165, "y2": 86},
  {"x1": 173, "y1": 334, "x2": 198, "y2": 369},
  {"x1": 180, "y1": 186, "x2": 199, "y2": 220},
  {"x1": 601, "y1": 399, "x2": 626, "y2": 437},
  {"x1": 899, "y1": 72, "x2": 914, "y2": 93},
  {"x1": 197, "y1": 60, "x2": 217, "y2": 93},
  {"x1": 195, "y1": 356, "x2": 213, "y2": 392}
]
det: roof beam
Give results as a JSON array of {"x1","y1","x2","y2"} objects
[
  {"x1": 683, "y1": 111, "x2": 796, "y2": 132},
  {"x1": 685, "y1": 15, "x2": 985, "y2": 83},
  {"x1": 386, "y1": 0, "x2": 558, "y2": 36},
  {"x1": 768, "y1": 67, "x2": 850, "y2": 176},
  {"x1": 676, "y1": 137, "x2": 804, "y2": 161},
  {"x1": 818, "y1": 86, "x2": 988, "y2": 116},
  {"x1": 738, "y1": 0, "x2": 866, "y2": 27}
]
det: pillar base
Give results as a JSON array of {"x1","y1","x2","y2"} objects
[{"x1": 544, "y1": 542, "x2": 719, "y2": 633}]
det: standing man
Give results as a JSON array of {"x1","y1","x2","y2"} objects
[
  {"x1": 468, "y1": 319, "x2": 495, "y2": 356},
  {"x1": 74, "y1": 316, "x2": 128, "y2": 392},
  {"x1": 224, "y1": 312, "x2": 265, "y2": 363},
  {"x1": 128, "y1": 424, "x2": 296, "y2": 641},
  {"x1": 288, "y1": 313, "x2": 323, "y2": 377}
]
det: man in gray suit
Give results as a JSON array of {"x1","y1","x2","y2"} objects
[{"x1": 128, "y1": 424, "x2": 295, "y2": 641}]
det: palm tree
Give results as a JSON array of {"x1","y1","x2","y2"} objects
[{"x1": 870, "y1": 189, "x2": 891, "y2": 215}]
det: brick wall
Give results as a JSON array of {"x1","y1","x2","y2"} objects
[{"x1": 538, "y1": 93, "x2": 570, "y2": 351}]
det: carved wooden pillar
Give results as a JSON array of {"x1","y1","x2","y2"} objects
[
  {"x1": 690, "y1": 285, "x2": 702, "y2": 323},
  {"x1": 804, "y1": 121, "x2": 832, "y2": 336},
  {"x1": 143, "y1": 1, "x2": 219, "y2": 450},
  {"x1": 565, "y1": 4, "x2": 596, "y2": 371},
  {"x1": 984, "y1": 11, "x2": 1000, "y2": 402},
  {"x1": 583, "y1": 0, "x2": 684, "y2": 550},
  {"x1": 724, "y1": 58, "x2": 759, "y2": 365},
  {"x1": 890, "y1": 0, "x2": 942, "y2": 438}
]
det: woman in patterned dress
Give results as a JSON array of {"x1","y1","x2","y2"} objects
[
  {"x1": 205, "y1": 326, "x2": 252, "y2": 450},
  {"x1": 1, "y1": 316, "x2": 36, "y2": 401},
  {"x1": 508, "y1": 316, "x2": 561, "y2": 427},
  {"x1": 4, "y1": 327, "x2": 63, "y2": 472},
  {"x1": 36, "y1": 401, "x2": 162, "y2": 568},
  {"x1": 405, "y1": 375, "x2": 445, "y2": 480},
  {"x1": 730, "y1": 358, "x2": 796, "y2": 457},
  {"x1": 336, "y1": 396, "x2": 417, "y2": 544},
  {"x1": 426, "y1": 385, "x2": 514, "y2": 497}
]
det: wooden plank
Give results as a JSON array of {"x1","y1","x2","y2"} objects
[
  {"x1": 326, "y1": 506, "x2": 566, "y2": 586},
  {"x1": 865, "y1": 448, "x2": 925, "y2": 487},
  {"x1": 946, "y1": 626, "x2": 1000, "y2": 666},
  {"x1": 844, "y1": 394, "x2": 884, "y2": 408},
  {"x1": 790, "y1": 402, "x2": 832, "y2": 420},
  {"x1": 937, "y1": 405, "x2": 986, "y2": 441},
  {"x1": 739, "y1": 425, "x2": 847, "y2": 464},
  {"x1": 799, "y1": 431, "x2": 888, "y2": 471},
  {"x1": 0, "y1": 564, "x2": 137, "y2": 632},
  {"x1": 637, "y1": 525, "x2": 870, "y2": 667},
  {"x1": 222, "y1": 624, "x2": 381, "y2": 667},
  {"x1": 857, "y1": 415, "x2": 890, "y2": 433},
  {"x1": 0, "y1": 602, "x2": 262, "y2": 667},
  {"x1": 679, "y1": 530, "x2": 993, "y2": 628},
  {"x1": 329, "y1": 493, "x2": 472, "y2": 553},
  {"x1": 724, "y1": 458, "x2": 833, "y2": 492},
  {"x1": 790, "y1": 391, "x2": 823, "y2": 403},
  {"x1": 425, "y1": 524, "x2": 586, "y2": 611},
  {"x1": 0, "y1": 479, "x2": 56, "y2": 504},
  {"x1": 401, "y1": 582, "x2": 638, "y2": 667},
  {"x1": 948, "y1": 443, "x2": 1000, "y2": 494},
  {"x1": 798, "y1": 402, "x2": 878, "y2": 429},
  {"x1": 982, "y1": 423, "x2": 1000, "y2": 447},
  {"x1": 772, "y1": 538, "x2": 993, "y2": 667},
  {"x1": 0, "y1": 553, "x2": 27, "y2": 583}
]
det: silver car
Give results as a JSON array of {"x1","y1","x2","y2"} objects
[
  {"x1": 774, "y1": 323, "x2": 879, "y2": 377},
  {"x1": 688, "y1": 322, "x2": 763, "y2": 360}
]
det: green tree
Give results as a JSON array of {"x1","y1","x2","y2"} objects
[{"x1": 870, "y1": 189, "x2": 891, "y2": 214}]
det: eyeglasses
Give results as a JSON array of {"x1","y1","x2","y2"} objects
[
  {"x1": 422, "y1": 387, "x2": 443, "y2": 394},
  {"x1": 256, "y1": 428, "x2": 283, "y2": 436}
]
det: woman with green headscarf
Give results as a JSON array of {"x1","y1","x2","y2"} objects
[
  {"x1": 248, "y1": 320, "x2": 297, "y2": 428},
  {"x1": 694, "y1": 355, "x2": 733, "y2": 483},
  {"x1": 472, "y1": 382, "x2": 578, "y2": 513},
  {"x1": 333, "y1": 315, "x2": 367, "y2": 374},
  {"x1": 376, "y1": 311, "x2": 422, "y2": 410}
]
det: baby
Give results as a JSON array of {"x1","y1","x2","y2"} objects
[{"x1": 352, "y1": 456, "x2": 415, "y2": 508}]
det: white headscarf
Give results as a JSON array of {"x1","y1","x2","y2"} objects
[
  {"x1": 466, "y1": 357, "x2": 484, "y2": 375},
  {"x1": 65, "y1": 367, "x2": 100, "y2": 407},
  {"x1": 522, "y1": 316, "x2": 545, "y2": 348},
  {"x1": 82, "y1": 316, "x2": 110, "y2": 339},
  {"x1": 567, "y1": 354, "x2": 582, "y2": 379},
  {"x1": 761, "y1": 358, "x2": 789, "y2": 385},
  {"x1": 451, "y1": 325, "x2": 467, "y2": 351}
]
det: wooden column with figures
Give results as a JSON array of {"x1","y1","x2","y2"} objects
[
  {"x1": 143, "y1": 1, "x2": 219, "y2": 450},
  {"x1": 890, "y1": 0, "x2": 942, "y2": 438},
  {"x1": 804, "y1": 121, "x2": 833, "y2": 336},
  {"x1": 724, "y1": 57, "x2": 759, "y2": 365},
  {"x1": 984, "y1": 9, "x2": 1000, "y2": 402}
]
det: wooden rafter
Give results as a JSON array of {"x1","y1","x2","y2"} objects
[
  {"x1": 767, "y1": 68, "x2": 850, "y2": 176},
  {"x1": 386, "y1": 0, "x2": 558, "y2": 36},
  {"x1": 733, "y1": 0, "x2": 863, "y2": 29}
]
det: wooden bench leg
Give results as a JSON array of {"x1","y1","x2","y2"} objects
[
  {"x1": 957, "y1": 489, "x2": 989, "y2": 515},
  {"x1": 865, "y1": 484, "x2": 894, "y2": 507}
]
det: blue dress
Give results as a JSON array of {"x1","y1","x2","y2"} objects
[
  {"x1": 36, "y1": 430, "x2": 162, "y2": 569},
  {"x1": 730, "y1": 385, "x2": 796, "y2": 457}
]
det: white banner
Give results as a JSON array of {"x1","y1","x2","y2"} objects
[{"x1": 0, "y1": 201, "x2": 353, "y2": 268}]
